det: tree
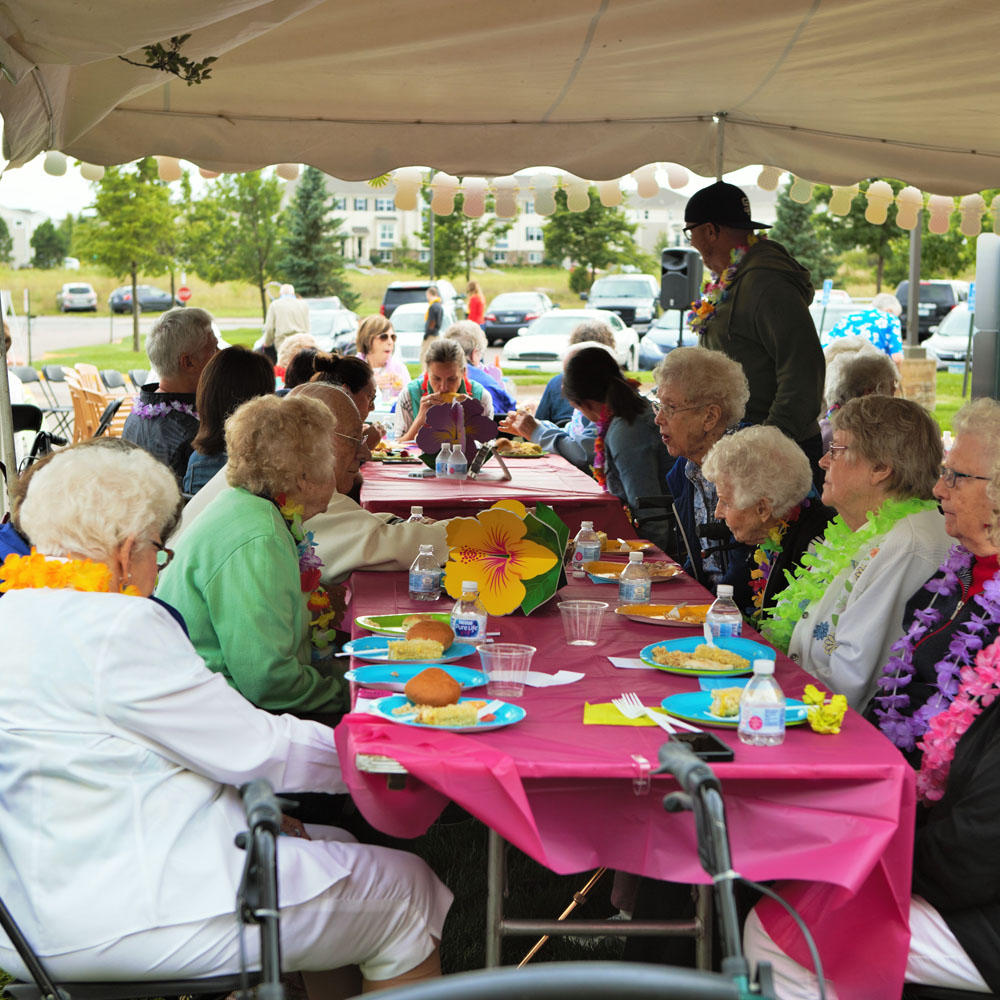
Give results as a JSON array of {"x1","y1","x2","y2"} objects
[
  {"x1": 0, "y1": 217, "x2": 12, "y2": 265},
  {"x1": 542, "y1": 188, "x2": 640, "y2": 282},
  {"x1": 768, "y1": 180, "x2": 836, "y2": 288},
  {"x1": 181, "y1": 171, "x2": 284, "y2": 318},
  {"x1": 419, "y1": 191, "x2": 514, "y2": 280},
  {"x1": 277, "y1": 166, "x2": 358, "y2": 308},
  {"x1": 73, "y1": 158, "x2": 174, "y2": 349},
  {"x1": 30, "y1": 219, "x2": 67, "y2": 269}
]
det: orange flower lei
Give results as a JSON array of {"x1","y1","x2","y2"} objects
[{"x1": 0, "y1": 550, "x2": 141, "y2": 596}]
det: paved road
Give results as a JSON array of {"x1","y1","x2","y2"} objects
[{"x1": 9, "y1": 313, "x2": 260, "y2": 363}]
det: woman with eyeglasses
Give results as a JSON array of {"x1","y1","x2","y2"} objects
[
  {"x1": 762, "y1": 394, "x2": 951, "y2": 711},
  {"x1": 0, "y1": 440, "x2": 451, "y2": 999},
  {"x1": 355, "y1": 314, "x2": 408, "y2": 406},
  {"x1": 157, "y1": 393, "x2": 348, "y2": 719}
]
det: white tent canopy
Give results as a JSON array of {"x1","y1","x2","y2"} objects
[{"x1": 3, "y1": 0, "x2": 1000, "y2": 195}]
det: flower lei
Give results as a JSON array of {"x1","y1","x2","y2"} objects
[
  {"x1": 0, "y1": 550, "x2": 140, "y2": 596},
  {"x1": 275, "y1": 495, "x2": 338, "y2": 657},
  {"x1": 761, "y1": 496, "x2": 939, "y2": 652},
  {"x1": 591, "y1": 405, "x2": 612, "y2": 489},
  {"x1": 915, "y1": 639, "x2": 1000, "y2": 803},
  {"x1": 748, "y1": 501, "x2": 805, "y2": 619},
  {"x1": 687, "y1": 232, "x2": 762, "y2": 337},
  {"x1": 873, "y1": 545, "x2": 1000, "y2": 757},
  {"x1": 132, "y1": 398, "x2": 198, "y2": 420}
]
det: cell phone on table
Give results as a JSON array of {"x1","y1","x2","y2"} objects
[{"x1": 669, "y1": 731, "x2": 734, "y2": 762}]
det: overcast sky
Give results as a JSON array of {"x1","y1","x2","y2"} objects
[{"x1": 0, "y1": 151, "x2": 769, "y2": 220}]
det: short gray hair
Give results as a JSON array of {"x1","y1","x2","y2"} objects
[
  {"x1": 829, "y1": 353, "x2": 899, "y2": 409},
  {"x1": 19, "y1": 443, "x2": 180, "y2": 561},
  {"x1": 872, "y1": 292, "x2": 902, "y2": 316},
  {"x1": 569, "y1": 321, "x2": 616, "y2": 348},
  {"x1": 146, "y1": 307, "x2": 215, "y2": 379},
  {"x1": 443, "y1": 321, "x2": 487, "y2": 361},
  {"x1": 832, "y1": 395, "x2": 942, "y2": 500},
  {"x1": 654, "y1": 346, "x2": 750, "y2": 428},
  {"x1": 226, "y1": 394, "x2": 337, "y2": 498},
  {"x1": 423, "y1": 337, "x2": 466, "y2": 369},
  {"x1": 702, "y1": 426, "x2": 813, "y2": 517},
  {"x1": 276, "y1": 333, "x2": 317, "y2": 370}
]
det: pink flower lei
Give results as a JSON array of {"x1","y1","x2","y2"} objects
[{"x1": 591, "y1": 404, "x2": 612, "y2": 489}]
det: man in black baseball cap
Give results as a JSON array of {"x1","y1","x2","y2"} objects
[{"x1": 682, "y1": 180, "x2": 825, "y2": 485}]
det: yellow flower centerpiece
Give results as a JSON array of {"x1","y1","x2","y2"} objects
[{"x1": 443, "y1": 500, "x2": 567, "y2": 615}]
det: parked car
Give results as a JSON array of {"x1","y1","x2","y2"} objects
[
  {"x1": 500, "y1": 308, "x2": 639, "y2": 372},
  {"x1": 380, "y1": 279, "x2": 462, "y2": 320},
  {"x1": 637, "y1": 310, "x2": 694, "y2": 369},
  {"x1": 808, "y1": 298, "x2": 864, "y2": 340},
  {"x1": 390, "y1": 301, "x2": 459, "y2": 364},
  {"x1": 56, "y1": 282, "x2": 97, "y2": 312},
  {"x1": 895, "y1": 279, "x2": 968, "y2": 342},
  {"x1": 923, "y1": 303, "x2": 974, "y2": 369},
  {"x1": 581, "y1": 274, "x2": 660, "y2": 332},
  {"x1": 108, "y1": 284, "x2": 177, "y2": 314},
  {"x1": 480, "y1": 291, "x2": 554, "y2": 345}
]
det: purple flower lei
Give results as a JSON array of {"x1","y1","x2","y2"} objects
[
  {"x1": 132, "y1": 398, "x2": 198, "y2": 420},
  {"x1": 874, "y1": 545, "x2": 1000, "y2": 751}
]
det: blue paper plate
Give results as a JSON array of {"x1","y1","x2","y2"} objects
[
  {"x1": 661, "y1": 690, "x2": 808, "y2": 729},
  {"x1": 639, "y1": 636, "x2": 773, "y2": 676},
  {"x1": 368, "y1": 695, "x2": 526, "y2": 732},
  {"x1": 343, "y1": 635, "x2": 476, "y2": 663},
  {"x1": 345, "y1": 663, "x2": 487, "y2": 693}
]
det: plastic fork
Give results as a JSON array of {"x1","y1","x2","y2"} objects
[{"x1": 612, "y1": 692, "x2": 702, "y2": 734}]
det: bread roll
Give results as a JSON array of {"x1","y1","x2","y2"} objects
[
  {"x1": 406, "y1": 618, "x2": 455, "y2": 649},
  {"x1": 404, "y1": 667, "x2": 461, "y2": 707}
]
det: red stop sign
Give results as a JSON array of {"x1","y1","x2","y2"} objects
[{"x1": 177, "y1": 286, "x2": 192, "y2": 303}]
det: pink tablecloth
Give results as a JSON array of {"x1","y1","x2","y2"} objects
[
  {"x1": 359, "y1": 454, "x2": 635, "y2": 538},
  {"x1": 336, "y1": 568, "x2": 914, "y2": 999}
]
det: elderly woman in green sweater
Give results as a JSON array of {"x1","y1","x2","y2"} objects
[{"x1": 156, "y1": 393, "x2": 346, "y2": 718}]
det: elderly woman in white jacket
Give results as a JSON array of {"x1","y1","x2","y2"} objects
[{"x1": 0, "y1": 443, "x2": 450, "y2": 998}]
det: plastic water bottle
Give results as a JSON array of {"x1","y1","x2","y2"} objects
[
  {"x1": 407, "y1": 505, "x2": 425, "y2": 523},
  {"x1": 450, "y1": 580, "x2": 488, "y2": 643},
  {"x1": 408, "y1": 544, "x2": 443, "y2": 601},
  {"x1": 435, "y1": 444, "x2": 451, "y2": 478},
  {"x1": 738, "y1": 659, "x2": 786, "y2": 746},
  {"x1": 447, "y1": 444, "x2": 468, "y2": 480},
  {"x1": 618, "y1": 551, "x2": 652, "y2": 604},
  {"x1": 705, "y1": 584, "x2": 742, "y2": 639},
  {"x1": 571, "y1": 520, "x2": 602, "y2": 570}
]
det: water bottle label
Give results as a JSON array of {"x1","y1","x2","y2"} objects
[
  {"x1": 739, "y1": 704, "x2": 785, "y2": 735},
  {"x1": 452, "y1": 615, "x2": 485, "y2": 639},
  {"x1": 409, "y1": 570, "x2": 442, "y2": 593},
  {"x1": 572, "y1": 541, "x2": 602, "y2": 564},
  {"x1": 709, "y1": 620, "x2": 742, "y2": 638},
  {"x1": 619, "y1": 579, "x2": 652, "y2": 603}
]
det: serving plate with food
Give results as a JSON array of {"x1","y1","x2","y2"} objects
[
  {"x1": 639, "y1": 636, "x2": 773, "y2": 676},
  {"x1": 615, "y1": 603, "x2": 712, "y2": 627},
  {"x1": 583, "y1": 560, "x2": 683, "y2": 584},
  {"x1": 345, "y1": 663, "x2": 487, "y2": 693},
  {"x1": 367, "y1": 444, "x2": 422, "y2": 464},
  {"x1": 601, "y1": 538, "x2": 655, "y2": 554},
  {"x1": 355, "y1": 612, "x2": 451, "y2": 637},
  {"x1": 493, "y1": 439, "x2": 546, "y2": 458},
  {"x1": 660, "y1": 689, "x2": 808, "y2": 729}
]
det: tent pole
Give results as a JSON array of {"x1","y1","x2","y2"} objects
[{"x1": 714, "y1": 111, "x2": 726, "y2": 180}]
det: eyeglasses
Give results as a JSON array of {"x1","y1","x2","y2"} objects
[
  {"x1": 682, "y1": 222, "x2": 711, "y2": 242},
  {"x1": 334, "y1": 430, "x2": 367, "y2": 453},
  {"x1": 825, "y1": 444, "x2": 850, "y2": 461},
  {"x1": 376, "y1": 332, "x2": 397, "y2": 341},
  {"x1": 938, "y1": 465, "x2": 991, "y2": 488},
  {"x1": 651, "y1": 399, "x2": 701, "y2": 420},
  {"x1": 151, "y1": 539, "x2": 174, "y2": 569}
]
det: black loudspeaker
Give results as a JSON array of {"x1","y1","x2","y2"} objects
[{"x1": 660, "y1": 248, "x2": 704, "y2": 310}]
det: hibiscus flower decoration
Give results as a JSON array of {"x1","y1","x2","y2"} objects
[
  {"x1": 416, "y1": 397, "x2": 496, "y2": 462},
  {"x1": 444, "y1": 506, "x2": 559, "y2": 615}
]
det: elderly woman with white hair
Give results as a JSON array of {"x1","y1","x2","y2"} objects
[
  {"x1": 653, "y1": 346, "x2": 752, "y2": 592},
  {"x1": 763, "y1": 395, "x2": 951, "y2": 711},
  {"x1": 0, "y1": 443, "x2": 451, "y2": 998},
  {"x1": 820, "y1": 345, "x2": 900, "y2": 450},
  {"x1": 394, "y1": 336, "x2": 494, "y2": 442},
  {"x1": 157, "y1": 393, "x2": 347, "y2": 718},
  {"x1": 701, "y1": 425, "x2": 834, "y2": 621}
]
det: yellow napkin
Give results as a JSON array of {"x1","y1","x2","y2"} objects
[{"x1": 583, "y1": 701, "x2": 667, "y2": 726}]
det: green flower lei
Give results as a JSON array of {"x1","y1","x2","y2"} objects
[{"x1": 760, "y1": 496, "x2": 940, "y2": 652}]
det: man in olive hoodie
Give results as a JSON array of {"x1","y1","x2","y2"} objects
[{"x1": 683, "y1": 181, "x2": 825, "y2": 480}]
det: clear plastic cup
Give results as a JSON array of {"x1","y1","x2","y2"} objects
[
  {"x1": 478, "y1": 643, "x2": 536, "y2": 698},
  {"x1": 557, "y1": 600, "x2": 609, "y2": 646}
]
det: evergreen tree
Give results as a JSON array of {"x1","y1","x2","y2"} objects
[
  {"x1": 0, "y1": 217, "x2": 12, "y2": 265},
  {"x1": 277, "y1": 166, "x2": 358, "y2": 307},
  {"x1": 30, "y1": 219, "x2": 67, "y2": 269},
  {"x1": 542, "y1": 188, "x2": 640, "y2": 282},
  {"x1": 769, "y1": 180, "x2": 836, "y2": 288}
]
